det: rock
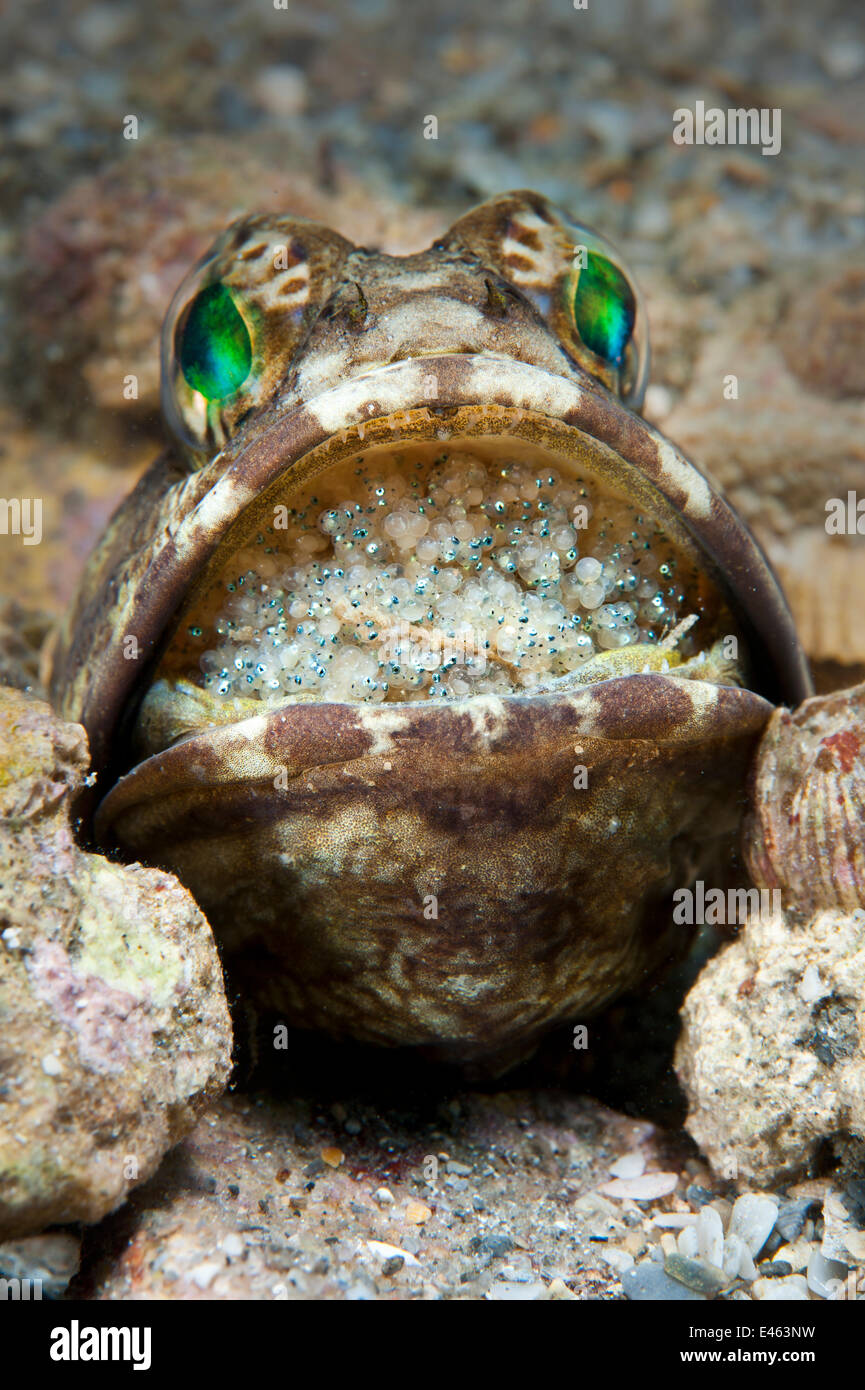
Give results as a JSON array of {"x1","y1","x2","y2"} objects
[
  {"x1": 775, "y1": 1198, "x2": 815, "y2": 1243},
  {"x1": 744, "y1": 687, "x2": 865, "y2": 916},
  {"x1": 675, "y1": 907, "x2": 865, "y2": 1184},
  {"x1": 696, "y1": 1205, "x2": 725, "y2": 1270},
  {"x1": 0, "y1": 688, "x2": 232, "y2": 1239},
  {"x1": 664, "y1": 1253, "x2": 728, "y2": 1296},
  {"x1": 598, "y1": 1172, "x2": 679, "y2": 1201},
  {"x1": 677, "y1": 1225, "x2": 699, "y2": 1259},
  {"x1": 752, "y1": 1275, "x2": 810, "y2": 1301},
  {"x1": 806, "y1": 1250, "x2": 849, "y2": 1299},
  {"x1": 622, "y1": 1261, "x2": 706, "y2": 1302},
  {"x1": 821, "y1": 1190, "x2": 865, "y2": 1266},
  {"x1": 729, "y1": 1194, "x2": 778, "y2": 1257},
  {"x1": 0, "y1": 1232, "x2": 81, "y2": 1298},
  {"x1": 722, "y1": 1233, "x2": 756, "y2": 1282},
  {"x1": 608, "y1": 1151, "x2": 646, "y2": 1180}
]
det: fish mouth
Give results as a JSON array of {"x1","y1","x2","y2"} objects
[
  {"x1": 60, "y1": 353, "x2": 806, "y2": 787},
  {"x1": 128, "y1": 383, "x2": 777, "y2": 761}
]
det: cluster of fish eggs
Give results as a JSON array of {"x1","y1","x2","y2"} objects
[{"x1": 193, "y1": 451, "x2": 692, "y2": 704}]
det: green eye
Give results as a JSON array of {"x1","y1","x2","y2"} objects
[
  {"x1": 572, "y1": 253, "x2": 636, "y2": 367},
  {"x1": 178, "y1": 282, "x2": 252, "y2": 400}
]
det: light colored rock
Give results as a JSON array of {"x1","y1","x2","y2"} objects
[
  {"x1": 696, "y1": 1205, "x2": 725, "y2": 1270},
  {"x1": 729, "y1": 1194, "x2": 778, "y2": 1257},
  {"x1": 752, "y1": 1275, "x2": 809, "y2": 1301},
  {"x1": 608, "y1": 1151, "x2": 646, "y2": 1180},
  {"x1": 0, "y1": 688, "x2": 232, "y2": 1239},
  {"x1": 677, "y1": 1225, "x2": 699, "y2": 1259},
  {"x1": 598, "y1": 1172, "x2": 678, "y2": 1201},
  {"x1": 675, "y1": 908, "x2": 865, "y2": 1184},
  {"x1": 806, "y1": 1250, "x2": 849, "y2": 1300}
]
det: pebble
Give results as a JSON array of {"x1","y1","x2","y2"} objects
[
  {"x1": 729, "y1": 1193, "x2": 778, "y2": 1256},
  {"x1": 320, "y1": 1146, "x2": 344, "y2": 1168},
  {"x1": 758, "y1": 1260, "x2": 793, "y2": 1278},
  {"x1": 367, "y1": 1240, "x2": 420, "y2": 1268},
  {"x1": 374, "y1": 1187, "x2": 394, "y2": 1206},
  {"x1": 404, "y1": 1200, "x2": 432, "y2": 1225},
  {"x1": 696, "y1": 1205, "x2": 725, "y2": 1270},
  {"x1": 608, "y1": 1151, "x2": 646, "y2": 1180},
  {"x1": 622, "y1": 1261, "x2": 706, "y2": 1301},
  {"x1": 806, "y1": 1249, "x2": 848, "y2": 1300},
  {"x1": 473, "y1": 1232, "x2": 515, "y2": 1258},
  {"x1": 677, "y1": 1225, "x2": 699, "y2": 1259},
  {"x1": 722, "y1": 1233, "x2": 756, "y2": 1282},
  {"x1": 751, "y1": 1275, "x2": 809, "y2": 1301},
  {"x1": 253, "y1": 65, "x2": 307, "y2": 118},
  {"x1": 221, "y1": 1233, "x2": 244, "y2": 1258},
  {"x1": 486, "y1": 1280, "x2": 547, "y2": 1301},
  {"x1": 598, "y1": 1246, "x2": 635, "y2": 1275},
  {"x1": 545, "y1": 1277, "x2": 578, "y2": 1300},
  {"x1": 188, "y1": 1260, "x2": 222, "y2": 1290},
  {"x1": 775, "y1": 1197, "x2": 814, "y2": 1242},
  {"x1": 599, "y1": 1172, "x2": 678, "y2": 1201},
  {"x1": 685, "y1": 1184, "x2": 716, "y2": 1210},
  {"x1": 664, "y1": 1254, "x2": 728, "y2": 1296}
]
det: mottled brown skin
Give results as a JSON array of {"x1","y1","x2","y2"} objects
[{"x1": 49, "y1": 192, "x2": 811, "y2": 1066}]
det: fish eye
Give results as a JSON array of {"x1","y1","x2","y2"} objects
[
  {"x1": 176, "y1": 281, "x2": 253, "y2": 401},
  {"x1": 570, "y1": 251, "x2": 636, "y2": 368}
]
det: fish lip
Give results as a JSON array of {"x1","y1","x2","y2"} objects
[
  {"x1": 95, "y1": 671, "x2": 776, "y2": 847},
  {"x1": 52, "y1": 351, "x2": 810, "y2": 785}
]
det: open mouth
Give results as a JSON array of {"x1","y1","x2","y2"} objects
[{"x1": 133, "y1": 414, "x2": 748, "y2": 760}]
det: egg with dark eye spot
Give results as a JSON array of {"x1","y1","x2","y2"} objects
[{"x1": 49, "y1": 190, "x2": 811, "y2": 1074}]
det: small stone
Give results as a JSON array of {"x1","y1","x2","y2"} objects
[
  {"x1": 405, "y1": 1200, "x2": 432, "y2": 1225},
  {"x1": 253, "y1": 65, "x2": 307, "y2": 118},
  {"x1": 774, "y1": 1238, "x2": 814, "y2": 1273},
  {"x1": 608, "y1": 1151, "x2": 646, "y2": 1180},
  {"x1": 367, "y1": 1240, "x2": 420, "y2": 1268},
  {"x1": 474, "y1": 1232, "x2": 515, "y2": 1258},
  {"x1": 598, "y1": 1245, "x2": 635, "y2": 1275},
  {"x1": 729, "y1": 1194, "x2": 778, "y2": 1256},
  {"x1": 545, "y1": 1277, "x2": 578, "y2": 1300},
  {"x1": 221, "y1": 1233, "x2": 244, "y2": 1259},
  {"x1": 722, "y1": 1233, "x2": 750, "y2": 1281},
  {"x1": 599, "y1": 1172, "x2": 678, "y2": 1201},
  {"x1": 622, "y1": 1261, "x2": 706, "y2": 1301},
  {"x1": 798, "y1": 964, "x2": 826, "y2": 1004},
  {"x1": 374, "y1": 1187, "x2": 394, "y2": 1206},
  {"x1": 677, "y1": 1225, "x2": 699, "y2": 1259},
  {"x1": 685, "y1": 1184, "x2": 716, "y2": 1210},
  {"x1": 806, "y1": 1249, "x2": 849, "y2": 1299},
  {"x1": 664, "y1": 1253, "x2": 728, "y2": 1296},
  {"x1": 757, "y1": 1260, "x2": 793, "y2": 1278},
  {"x1": 696, "y1": 1205, "x2": 725, "y2": 1269},
  {"x1": 189, "y1": 1260, "x2": 222, "y2": 1290},
  {"x1": 486, "y1": 1280, "x2": 547, "y2": 1301},
  {"x1": 0, "y1": 689, "x2": 232, "y2": 1240},
  {"x1": 752, "y1": 1274, "x2": 809, "y2": 1301},
  {"x1": 320, "y1": 1147, "x2": 344, "y2": 1168},
  {"x1": 0, "y1": 1232, "x2": 81, "y2": 1299},
  {"x1": 775, "y1": 1198, "x2": 814, "y2": 1242}
]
